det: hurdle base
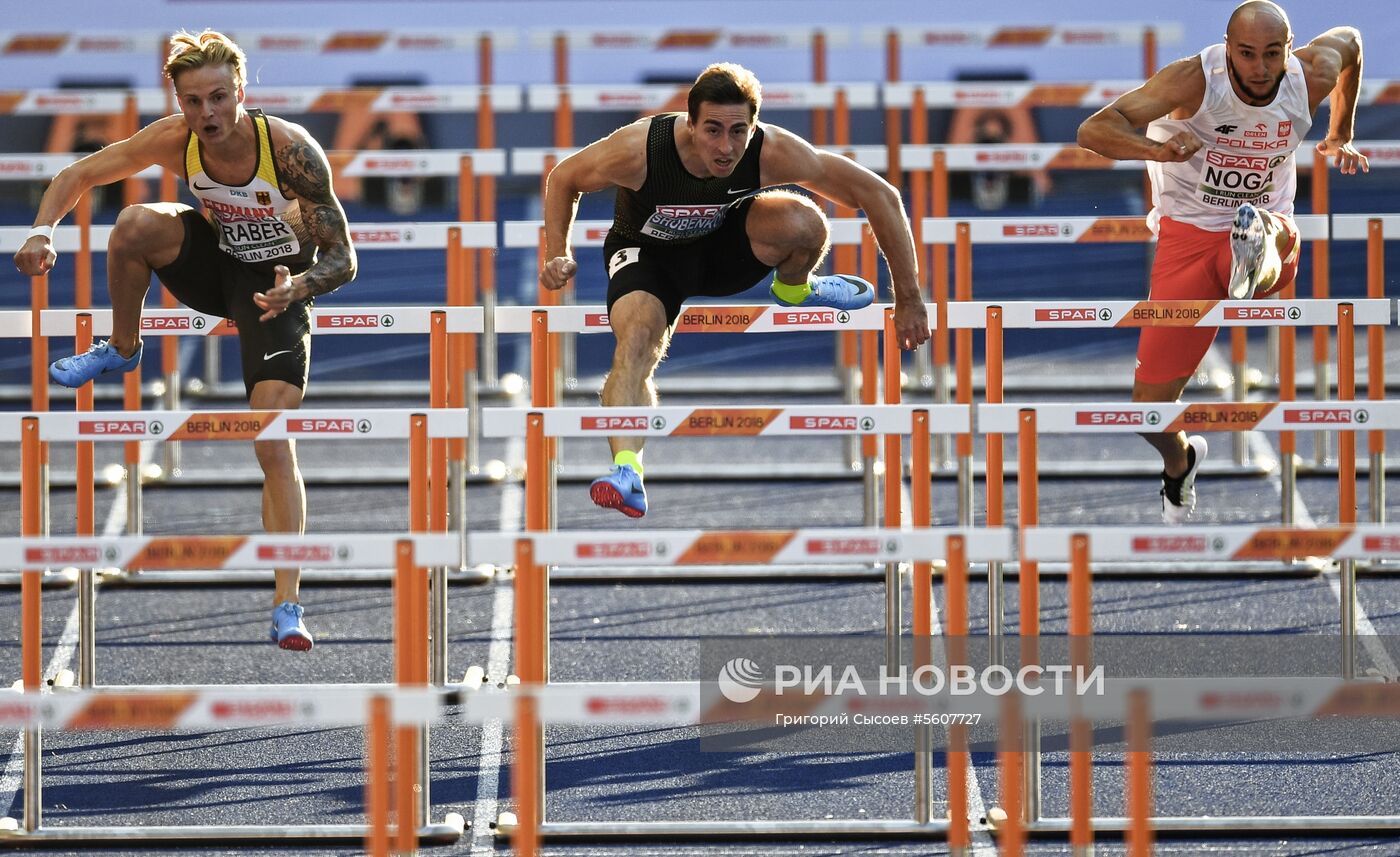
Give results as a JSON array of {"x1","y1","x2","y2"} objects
[
  {"x1": 569, "y1": 373, "x2": 845, "y2": 397},
  {"x1": 0, "y1": 820, "x2": 464, "y2": 847},
  {"x1": 83, "y1": 567, "x2": 494, "y2": 587},
  {"x1": 970, "y1": 460, "x2": 1273, "y2": 479},
  {"x1": 548, "y1": 563, "x2": 884, "y2": 581},
  {"x1": 537, "y1": 819, "x2": 954, "y2": 840},
  {"x1": 992, "y1": 557, "x2": 1325, "y2": 578},
  {"x1": 0, "y1": 569, "x2": 80, "y2": 589},
  {"x1": 556, "y1": 462, "x2": 869, "y2": 482},
  {"x1": 1024, "y1": 814, "x2": 1400, "y2": 837},
  {"x1": 532, "y1": 814, "x2": 1400, "y2": 842}
]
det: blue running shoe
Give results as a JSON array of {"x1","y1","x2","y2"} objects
[
  {"x1": 589, "y1": 464, "x2": 647, "y2": 518},
  {"x1": 769, "y1": 274, "x2": 875, "y2": 311},
  {"x1": 49, "y1": 339, "x2": 142, "y2": 388},
  {"x1": 269, "y1": 601, "x2": 313, "y2": 651}
]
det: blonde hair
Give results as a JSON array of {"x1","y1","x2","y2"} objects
[{"x1": 163, "y1": 30, "x2": 247, "y2": 89}]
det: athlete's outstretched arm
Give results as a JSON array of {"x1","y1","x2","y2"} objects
[
  {"x1": 761, "y1": 126, "x2": 928, "y2": 350},
  {"x1": 1298, "y1": 27, "x2": 1367, "y2": 174},
  {"x1": 258, "y1": 124, "x2": 357, "y2": 320},
  {"x1": 540, "y1": 122, "x2": 647, "y2": 290},
  {"x1": 14, "y1": 117, "x2": 185, "y2": 276},
  {"x1": 1077, "y1": 57, "x2": 1206, "y2": 163}
]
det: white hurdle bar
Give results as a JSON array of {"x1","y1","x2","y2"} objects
[
  {"x1": 498, "y1": 217, "x2": 888, "y2": 401},
  {"x1": 482, "y1": 402, "x2": 970, "y2": 538},
  {"x1": 1024, "y1": 522, "x2": 1400, "y2": 681},
  {"x1": 946, "y1": 297, "x2": 1390, "y2": 476},
  {"x1": 10, "y1": 410, "x2": 471, "y2": 693}
]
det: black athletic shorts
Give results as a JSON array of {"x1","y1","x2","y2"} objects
[
  {"x1": 154, "y1": 210, "x2": 312, "y2": 398},
  {"x1": 603, "y1": 197, "x2": 774, "y2": 326}
]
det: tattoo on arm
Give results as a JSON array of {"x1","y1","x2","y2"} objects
[{"x1": 278, "y1": 137, "x2": 357, "y2": 298}]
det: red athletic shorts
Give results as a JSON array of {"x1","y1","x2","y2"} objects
[{"x1": 1135, "y1": 213, "x2": 1300, "y2": 384}]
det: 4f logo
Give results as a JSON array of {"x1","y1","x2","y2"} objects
[{"x1": 1214, "y1": 124, "x2": 1238, "y2": 135}]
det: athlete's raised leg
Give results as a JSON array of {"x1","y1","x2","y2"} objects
[
  {"x1": 50, "y1": 203, "x2": 189, "y2": 387},
  {"x1": 748, "y1": 190, "x2": 874, "y2": 311}
]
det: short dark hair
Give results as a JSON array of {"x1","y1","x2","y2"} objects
[{"x1": 687, "y1": 63, "x2": 762, "y2": 123}]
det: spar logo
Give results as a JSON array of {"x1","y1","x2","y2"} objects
[
  {"x1": 717, "y1": 657, "x2": 764, "y2": 703},
  {"x1": 789, "y1": 415, "x2": 874, "y2": 431},
  {"x1": 1075, "y1": 410, "x2": 1155, "y2": 426},
  {"x1": 79, "y1": 419, "x2": 158, "y2": 436},
  {"x1": 362, "y1": 157, "x2": 428, "y2": 171},
  {"x1": 24, "y1": 546, "x2": 100, "y2": 565},
  {"x1": 1282, "y1": 408, "x2": 1366, "y2": 425},
  {"x1": 584, "y1": 313, "x2": 610, "y2": 327},
  {"x1": 1002, "y1": 223, "x2": 1070, "y2": 237},
  {"x1": 1363, "y1": 535, "x2": 1400, "y2": 553},
  {"x1": 255, "y1": 544, "x2": 346, "y2": 563},
  {"x1": 210, "y1": 700, "x2": 296, "y2": 721},
  {"x1": 1201, "y1": 691, "x2": 1286, "y2": 712},
  {"x1": 575, "y1": 541, "x2": 653, "y2": 559},
  {"x1": 317, "y1": 313, "x2": 393, "y2": 329},
  {"x1": 142, "y1": 316, "x2": 202, "y2": 331},
  {"x1": 976, "y1": 149, "x2": 1040, "y2": 165},
  {"x1": 1206, "y1": 151, "x2": 1270, "y2": 171},
  {"x1": 349, "y1": 229, "x2": 413, "y2": 244},
  {"x1": 286, "y1": 418, "x2": 361, "y2": 433},
  {"x1": 580, "y1": 415, "x2": 653, "y2": 431},
  {"x1": 805, "y1": 537, "x2": 890, "y2": 555},
  {"x1": 1224, "y1": 306, "x2": 1301, "y2": 320},
  {"x1": 1130, "y1": 536, "x2": 1208, "y2": 554},
  {"x1": 1034, "y1": 307, "x2": 1111, "y2": 322},
  {"x1": 584, "y1": 696, "x2": 674, "y2": 715},
  {"x1": 773, "y1": 310, "x2": 835, "y2": 325}
]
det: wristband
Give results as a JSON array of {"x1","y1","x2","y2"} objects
[{"x1": 26, "y1": 225, "x2": 53, "y2": 242}]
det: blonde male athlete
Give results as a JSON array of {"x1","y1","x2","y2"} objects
[
  {"x1": 1078, "y1": 1, "x2": 1366, "y2": 523},
  {"x1": 13, "y1": 30, "x2": 357, "y2": 648},
  {"x1": 540, "y1": 63, "x2": 930, "y2": 517}
]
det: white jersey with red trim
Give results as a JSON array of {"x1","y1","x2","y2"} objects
[{"x1": 1146, "y1": 43, "x2": 1311, "y2": 233}]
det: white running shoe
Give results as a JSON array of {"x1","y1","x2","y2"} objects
[
  {"x1": 1160, "y1": 435, "x2": 1208, "y2": 525},
  {"x1": 1227, "y1": 203, "x2": 1267, "y2": 300}
]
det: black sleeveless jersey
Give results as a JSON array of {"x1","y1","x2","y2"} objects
[{"x1": 610, "y1": 113, "x2": 765, "y2": 246}]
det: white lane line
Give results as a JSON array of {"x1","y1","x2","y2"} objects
[
  {"x1": 901, "y1": 482, "x2": 996, "y2": 855},
  {"x1": 0, "y1": 438, "x2": 138, "y2": 816},
  {"x1": 469, "y1": 428, "x2": 524, "y2": 855}
]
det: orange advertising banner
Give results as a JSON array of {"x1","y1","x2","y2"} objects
[
  {"x1": 168, "y1": 411, "x2": 276, "y2": 441},
  {"x1": 675, "y1": 531, "x2": 795, "y2": 565},
  {"x1": 669, "y1": 408, "x2": 781, "y2": 436},
  {"x1": 1163, "y1": 402, "x2": 1277, "y2": 433},
  {"x1": 127, "y1": 536, "x2": 247, "y2": 571}
]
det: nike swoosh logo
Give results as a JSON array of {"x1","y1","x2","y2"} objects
[
  {"x1": 263, "y1": 349, "x2": 293, "y2": 361},
  {"x1": 192, "y1": 182, "x2": 219, "y2": 191},
  {"x1": 727, "y1": 188, "x2": 754, "y2": 195}
]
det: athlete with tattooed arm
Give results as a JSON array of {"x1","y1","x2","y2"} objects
[{"x1": 13, "y1": 30, "x2": 357, "y2": 649}]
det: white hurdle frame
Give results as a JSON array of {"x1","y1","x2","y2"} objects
[
  {"x1": 0, "y1": 531, "x2": 461, "y2": 848},
  {"x1": 468, "y1": 526, "x2": 1015, "y2": 846},
  {"x1": 12, "y1": 409, "x2": 471, "y2": 689},
  {"x1": 1016, "y1": 524, "x2": 1400, "y2": 841}
]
